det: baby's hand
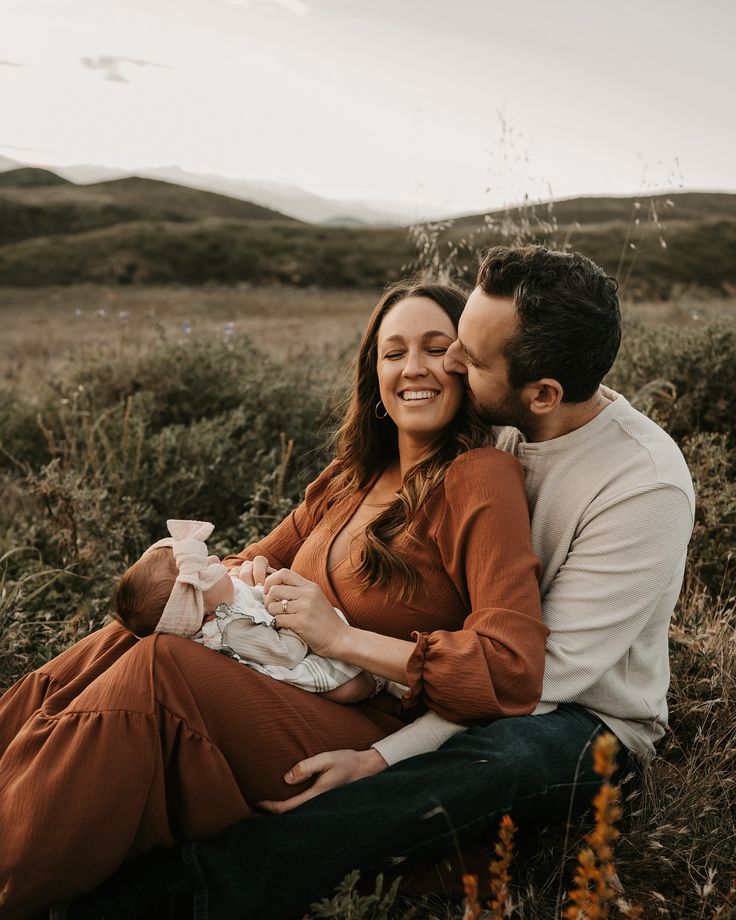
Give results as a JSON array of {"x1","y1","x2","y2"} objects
[{"x1": 238, "y1": 556, "x2": 272, "y2": 587}]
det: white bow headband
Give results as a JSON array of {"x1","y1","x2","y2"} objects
[{"x1": 144, "y1": 519, "x2": 228, "y2": 638}]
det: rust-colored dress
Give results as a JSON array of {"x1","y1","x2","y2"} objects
[{"x1": 0, "y1": 447, "x2": 545, "y2": 918}]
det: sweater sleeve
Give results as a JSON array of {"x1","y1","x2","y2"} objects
[
  {"x1": 371, "y1": 711, "x2": 466, "y2": 766},
  {"x1": 539, "y1": 484, "x2": 694, "y2": 703},
  {"x1": 403, "y1": 449, "x2": 548, "y2": 723},
  {"x1": 223, "y1": 460, "x2": 339, "y2": 572}
]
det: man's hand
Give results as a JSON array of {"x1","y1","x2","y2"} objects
[{"x1": 257, "y1": 748, "x2": 388, "y2": 814}]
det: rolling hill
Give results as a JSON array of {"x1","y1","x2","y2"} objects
[
  {"x1": 0, "y1": 167, "x2": 68, "y2": 188},
  {"x1": 0, "y1": 168, "x2": 298, "y2": 245},
  {"x1": 0, "y1": 156, "x2": 409, "y2": 224},
  {"x1": 451, "y1": 191, "x2": 736, "y2": 233},
  {"x1": 0, "y1": 218, "x2": 410, "y2": 286},
  {"x1": 0, "y1": 168, "x2": 733, "y2": 296}
]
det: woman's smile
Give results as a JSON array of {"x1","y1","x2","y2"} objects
[
  {"x1": 376, "y1": 296, "x2": 464, "y2": 447},
  {"x1": 397, "y1": 388, "x2": 441, "y2": 402}
]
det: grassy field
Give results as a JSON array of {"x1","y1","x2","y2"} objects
[
  {"x1": 0, "y1": 285, "x2": 377, "y2": 391},
  {"x1": 1, "y1": 283, "x2": 734, "y2": 918},
  {"x1": 2, "y1": 283, "x2": 734, "y2": 393}
]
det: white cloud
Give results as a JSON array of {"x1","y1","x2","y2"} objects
[{"x1": 79, "y1": 55, "x2": 169, "y2": 84}]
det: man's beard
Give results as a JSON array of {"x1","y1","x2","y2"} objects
[{"x1": 470, "y1": 388, "x2": 536, "y2": 439}]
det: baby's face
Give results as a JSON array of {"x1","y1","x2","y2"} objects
[{"x1": 202, "y1": 555, "x2": 234, "y2": 616}]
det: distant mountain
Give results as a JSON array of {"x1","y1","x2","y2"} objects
[
  {"x1": 2, "y1": 154, "x2": 736, "y2": 229},
  {"x1": 0, "y1": 156, "x2": 410, "y2": 225},
  {"x1": 41, "y1": 162, "x2": 129, "y2": 184},
  {"x1": 131, "y1": 166, "x2": 408, "y2": 226},
  {"x1": 0, "y1": 170, "x2": 298, "y2": 245}
]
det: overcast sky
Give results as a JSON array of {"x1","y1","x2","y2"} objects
[{"x1": 2, "y1": 0, "x2": 734, "y2": 216}]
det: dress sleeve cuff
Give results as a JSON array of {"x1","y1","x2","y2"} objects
[{"x1": 402, "y1": 631, "x2": 431, "y2": 710}]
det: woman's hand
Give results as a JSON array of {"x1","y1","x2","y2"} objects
[
  {"x1": 237, "y1": 556, "x2": 272, "y2": 587},
  {"x1": 257, "y1": 748, "x2": 388, "y2": 814},
  {"x1": 263, "y1": 569, "x2": 350, "y2": 658}
]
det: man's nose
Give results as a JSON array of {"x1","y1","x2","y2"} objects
[{"x1": 444, "y1": 340, "x2": 467, "y2": 375}]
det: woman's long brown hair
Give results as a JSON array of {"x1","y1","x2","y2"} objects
[{"x1": 321, "y1": 281, "x2": 491, "y2": 602}]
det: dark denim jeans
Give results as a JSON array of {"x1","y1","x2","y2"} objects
[{"x1": 65, "y1": 704, "x2": 631, "y2": 920}]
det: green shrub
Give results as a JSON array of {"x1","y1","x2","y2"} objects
[
  {"x1": 0, "y1": 334, "x2": 335, "y2": 689},
  {"x1": 0, "y1": 386, "x2": 49, "y2": 470},
  {"x1": 608, "y1": 317, "x2": 736, "y2": 445},
  {"x1": 679, "y1": 433, "x2": 736, "y2": 604},
  {"x1": 306, "y1": 871, "x2": 405, "y2": 919},
  {"x1": 0, "y1": 220, "x2": 412, "y2": 288}
]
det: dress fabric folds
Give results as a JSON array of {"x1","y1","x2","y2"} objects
[{"x1": 0, "y1": 622, "x2": 395, "y2": 917}]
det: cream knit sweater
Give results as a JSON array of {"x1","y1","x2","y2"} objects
[{"x1": 373, "y1": 392, "x2": 694, "y2": 765}]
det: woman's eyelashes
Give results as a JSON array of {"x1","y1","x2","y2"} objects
[{"x1": 382, "y1": 347, "x2": 448, "y2": 360}]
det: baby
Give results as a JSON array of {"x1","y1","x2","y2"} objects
[{"x1": 114, "y1": 519, "x2": 378, "y2": 703}]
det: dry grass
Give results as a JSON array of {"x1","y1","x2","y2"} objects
[
  {"x1": 456, "y1": 737, "x2": 649, "y2": 920},
  {"x1": 1, "y1": 281, "x2": 734, "y2": 919},
  {"x1": 614, "y1": 583, "x2": 736, "y2": 917},
  {"x1": 623, "y1": 291, "x2": 736, "y2": 327},
  {"x1": 1, "y1": 283, "x2": 734, "y2": 394},
  {"x1": 0, "y1": 284, "x2": 376, "y2": 391}
]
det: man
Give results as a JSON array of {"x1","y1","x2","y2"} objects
[{"x1": 69, "y1": 246, "x2": 694, "y2": 919}]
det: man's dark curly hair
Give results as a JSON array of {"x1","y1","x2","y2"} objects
[{"x1": 476, "y1": 245, "x2": 621, "y2": 403}]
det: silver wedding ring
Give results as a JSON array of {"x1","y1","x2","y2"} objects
[{"x1": 281, "y1": 598, "x2": 289, "y2": 614}]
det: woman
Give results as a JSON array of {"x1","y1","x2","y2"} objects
[{"x1": 0, "y1": 282, "x2": 546, "y2": 919}]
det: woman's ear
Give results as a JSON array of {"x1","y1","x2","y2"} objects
[{"x1": 525, "y1": 378, "x2": 564, "y2": 415}]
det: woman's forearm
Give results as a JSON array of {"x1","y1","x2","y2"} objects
[{"x1": 332, "y1": 625, "x2": 415, "y2": 684}]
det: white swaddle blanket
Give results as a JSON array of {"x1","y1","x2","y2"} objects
[{"x1": 197, "y1": 579, "x2": 363, "y2": 693}]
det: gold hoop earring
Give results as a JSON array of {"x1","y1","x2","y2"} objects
[{"x1": 374, "y1": 400, "x2": 388, "y2": 419}]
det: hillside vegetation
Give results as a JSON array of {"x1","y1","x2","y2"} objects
[
  {"x1": 444, "y1": 215, "x2": 736, "y2": 299},
  {"x1": 451, "y1": 191, "x2": 736, "y2": 230},
  {"x1": 0, "y1": 167, "x2": 735, "y2": 296},
  {"x1": 0, "y1": 168, "x2": 296, "y2": 245},
  {"x1": 0, "y1": 219, "x2": 409, "y2": 285}
]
